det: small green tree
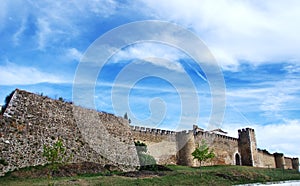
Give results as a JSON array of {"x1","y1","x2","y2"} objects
[
  {"x1": 192, "y1": 140, "x2": 215, "y2": 175},
  {"x1": 43, "y1": 139, "x2": 66, "y2": 179}
]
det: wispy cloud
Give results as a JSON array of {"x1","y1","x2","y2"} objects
[
  {"x1": 1, "y1": 1, "x2": 119, "y2": 50},
  {"x1": 36, "y1": 18, "x2": 51, "y2": 50},
  {"x1": 110, "y1": 43, "x2": 186, "y2": 72},
  {"x1": 228, "y1": 78, "x2": 300, "y2": 116},
  {"x1": 12, "y1": 18, "x2": 26, "y2": 46},
  {"x1": 284, "y1": 64, "x2": 300, "y2": 74},
  {"x1": 66, "y1": 48, "x2": 83, "y2": 61},
  {"x1": 0, "y1": 62, "x2": 69, "y2": 85},
  {"x1": 84, "y1": 0, "x2": 117, "y2": 17},
  {"x1": 141, "y1": 0, "x2": 300, "y2": 70}
]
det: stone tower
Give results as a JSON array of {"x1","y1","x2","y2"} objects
[
  {"x1": 292, "y1": 158, "x2": 299, "y2": 170},
  {"x1": 176, "y1": 130, "x2": 195, "y2": 166},
  {"x1": 274, "y1": 153, "x2": 285, "y2": 168},
  {"x1": 238, "y1": 128, "x2": 259, "y2": 166}
]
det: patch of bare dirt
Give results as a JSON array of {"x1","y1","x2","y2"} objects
[
  {"x1": 8, "y1": 162, "x2": 115, "y2": 178},
  {"x1": 7, "y1": 163, "x2": 172, "y2": 179}
]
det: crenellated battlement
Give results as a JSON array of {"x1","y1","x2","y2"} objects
[
  {"x1": 238, "y1": 127, "x2": 255, "y2": 134},
  {"x1": 130, "y1": 125, "x2": 238, "y2": 141},
  {"x1": 195, "y1": 130, "x2": 238, "y2": 141},
  {"x1": 176, "y1": 130, "x2": 193, "y2": 134},
  {"x1": 130, "y1": 125, "x2": 176, "y2": 135}
]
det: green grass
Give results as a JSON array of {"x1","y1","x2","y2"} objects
[{"x1": 0, "y1": 165, "x2": 299, "y2": 186}]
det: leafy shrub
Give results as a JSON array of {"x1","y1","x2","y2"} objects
[
  {"x1": 134, "y1": 141, "x2": 147, "y2": 153},
  {"x1": 134, "y1": 141, "x2": 157, "y2": 171},
  {"x1": 43, "y1": 139, "x2": 66, "y2": 165},
  {"x1": 138, "y1": 153, "x2": 158, "y2": 171},
  {"x1": 43, "y1": 139, "x2": 66, "y2": 180}
]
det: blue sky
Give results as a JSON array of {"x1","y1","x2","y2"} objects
[{"x1": 1, "y1": 0, "x2": 300, "y2": 158}]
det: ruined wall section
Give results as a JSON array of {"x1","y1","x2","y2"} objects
[
  {"x1": 130, "y1": 126, "x2": 177, "y2": 165},
  {"x1": 0, "y1": 89, "x2": 139, "y2": 176},
  {"x1": 73, "y1": 107, "x2": 139, "y2": 169},
  {"x1": 194, "y1": 131, "x2": 239, "y2": 166}
]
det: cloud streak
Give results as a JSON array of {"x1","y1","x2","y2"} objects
[
  {"x1": 110, "y1": 43, "x2": 186, "y2": 72},
  {"x1": 66, "y1": 48, "x2": 83, "y2": 62},
  {"x1": 141, "y1": 0, "x2": 300, "y2": 70},
  {"x1": 0, "y1": 62, "x2": 69, "y2": 85}
]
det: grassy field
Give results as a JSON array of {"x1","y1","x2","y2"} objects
[{"x1": 0, "y1": 165, "x2": 299, "y2": 186}]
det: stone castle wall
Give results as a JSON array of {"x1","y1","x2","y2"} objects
[
  {"x1": 194, "y1": 131, "x2": 239, "y2": 166},
  {"x1": 0, "y1": 89, "x2": 298, "y2": 176},
  {"x1": 130, "y1": 126, "x2": 177, "y2": 165},
  {"x1": 130, "y1": 127, "x2": 240, "y2": 167},
  {"x1": 257, "y1": 149, "x2": 276, "y2": 168},
  {"x1": 132, "y1": 125, "x2": 299, "y2": 170},
  {"x1": 0, "y1": 89, "x2": 139, "y2": 176},
  {"x1": 285, "y1": 157, "x2": 293, "y2": 169},
  {"x1": 237, "y1": 129, "x2": 299, "y2": 170}
]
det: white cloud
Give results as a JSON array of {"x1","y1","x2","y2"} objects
[
  {"x1": 226, "y1": 77, "x2": 300, "y2": 118},
  {"x1": 260, "y1": 92, "x2": 293, "y2": 117},
  {"x1": 209, "y1": 47, "x2": 239, "y2": 71},
  {"x1": 32, "y1": 0, "x2": 118, "y2": 49},
  {"x1": 86, "y1": 0, "x2": 117, "y2": 17},
  {"x1": 110, "y1": 43, "x2": 186, "y2": 72},
  {"x1": 284, "y1": 64, "x2": 300, "y2": 74},
  {"x1": 69, "y1": 0, "x2": 117, "y2": 18},
  {"x1": 256, "y1": 120, "x2": 300, "y2": 158},
  {"x1": 0, "y1": 62, "x2": 69, "y2": 85},
  {"x1": 1, "y1": 1, "x2": 118, "y2": 50},
  {"x1": 12, "y1": 18, "x2": 26, "y2": 46},
  {"x1": 141, "y1": 0, "x2": 300, "y2": 70},
  {"x1": 36, "y1": 18, "x2": 51, "y2": 50},
  {"x1": 66, "y1": 48, "x2": 83, "y2": 61},
  {"x1": 260, "y1": 79, "x2": 300, "y2": 116}
]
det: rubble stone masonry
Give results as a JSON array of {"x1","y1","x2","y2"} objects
[
  {"x1": 0, "y1": 89, "x2": 139, "y2": 176},
  {"x1": 0, "y1": 89, "x2": 298, "y2": 176}
]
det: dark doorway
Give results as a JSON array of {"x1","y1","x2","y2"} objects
[{"x1": 235, "y1": 153, "x2": 241, "y2": 165}]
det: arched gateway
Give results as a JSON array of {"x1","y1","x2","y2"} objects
[{"x1": 235, "y1": 153, "x2": 241, "y2": 165}]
